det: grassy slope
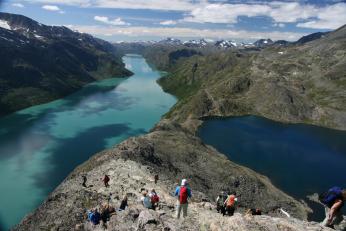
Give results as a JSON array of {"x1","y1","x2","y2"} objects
[{"x1": 156, "y1": 26, "x2": 346, "y2": 132}]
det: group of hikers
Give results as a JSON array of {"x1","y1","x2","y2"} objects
[
  {"x1": 83, "y1": 174, "x2": 345, "y2": 229},
  {"x1": 140, "y1": 188, "x2": 160, "y2": 210},
  {"x1": 87, "y1": 195, "x2": 128, "y2": 228}
]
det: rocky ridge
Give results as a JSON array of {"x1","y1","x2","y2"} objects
[{"x1": 14, "y1": 120, "x2": 346, "y2": 231}]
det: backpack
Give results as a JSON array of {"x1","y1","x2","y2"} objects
[
  {"x1": 226, "y1": 195, "x2": 235, "y2": 207},
  {"x1": 321, "y1": 186, "x2": 343, "y2": 208},
  {"x1": 151, "y1": 194, "x2": 160, "y2": 203},
  {"x1": 179, "y1": 186, "x2": 188, "y2": 204}
]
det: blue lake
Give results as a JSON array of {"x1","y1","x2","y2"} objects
[
  {"x1": 198, "y1": 115, "x2": 346, "y2": 221},
  {"x1": 0, "y1": 54, "x2": 176, "y2": 230}
]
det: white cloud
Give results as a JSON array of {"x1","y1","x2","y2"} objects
[
  {"x1": 184, "y1": 3, "x2": 270, "y2": 24},
  {"x1": 42, "y1": 4, "x2": 66, "y2": 14},
  {"x1": 297, "y1": 3, "x2": 346, "y2": 29},
  {"x1": 182, "y1": 2, "x2": 346, "y2": 29},
  {"x1": 24, "y1": 0, "x2": 199, "y2": 10},
  {"x1": 25, "y1": 0, "x2": 91, "y2": 6},
  {"x1": 24, "y1": 1, "x2": 346, "y2": 29},
  {"x1": 273, "y1": 23, "x2": 285, "y2": 28},
  {"x1": 94, "y1": 16, "x2": 130, "y2": 26},
  {"x1": 12, "y1": 3, "x2": 25, "y2": 8},
  {"x1": 159, "y1": 20, "x2": 177, "y2": 26},
  {"x1": 68, "y1": 24, "x2": 306, "y2": 41},
  {"x1": 42, "y1": 5, "x2": 60, "y2": 11}
]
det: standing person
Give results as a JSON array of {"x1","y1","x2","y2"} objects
[
  {"x1": 319, "y1": 187, "x2": 345, "y2": 228},
  {"x1": 82, "y1": 175, "x2": 87, "y2": 187},
  {"x1": 175, "y1": 179, "x2": 192, "y2": 219},
  {"x1": 119, "y1": 195, "x2": 128, "y2": 211},
  {"x1": 102, "y1": 174, "x2": 110, "y2": 187},
  {"x1": 216, "y1": 191, "x2": 228, "y2": 214},
  {"x1": 154, "y1": 174, "x2": 159, "y2": 184},
  {"x1": 223, "y1": 192, "x2": 238, "y2": 216}
]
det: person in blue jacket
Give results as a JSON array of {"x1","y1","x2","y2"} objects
[
  {"x1": 87, "y1": 208, "x2": 101, "y2": 225},
  {"x1": 175, "y1": 179, "x2": 192, "y2": 219}
]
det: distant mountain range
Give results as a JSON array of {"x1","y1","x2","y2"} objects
[
  {"x1": 0, "y1": 12, "x2": 131, "y2": 116},
  {"x1": 115, "y1": 30, "x2": 330, "y2": 50}
]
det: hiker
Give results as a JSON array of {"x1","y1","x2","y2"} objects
[
  {"x1": 216, "y1": 191, "x2": 228, "y2": 214},
  {"x1": 175, "y1": 179, "x2": 192, "y2": 219},
  {"x1": 119, "y1": 195, "x2": 128, "y2": 211},
  {"x1": 82, "y1": 175, "x2": 87, "y2": 187},
  {"x1": 319, "y1": 186, "x2": 345, "y2": 228},
  {"x1": 223, "y1": 192, "x2": 238, "y2": 216},
  {"x1": 87, "y1": 208, "x2": 101, "y2": 225},
  {"x1": 154, "y1": 174, "x2": 159, "y2": 184},
  {"x1": 141, "y1": 190, "x2": 153, "y2": 209},
  {"x1": 102, "y1": 174, "x2": 110, "y2": 187},
  {"x1": 149, "y1": 189, "x2": 160, "y2": 210},
  {"x1": 100, "y1": 204, "x2": 115, "y2": 227}
]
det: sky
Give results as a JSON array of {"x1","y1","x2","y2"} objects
[{"x1": 1, "y1": 0, "x2": 346, "y2": 42}]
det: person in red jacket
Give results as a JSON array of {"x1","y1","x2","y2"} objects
[
  {"x1": 223, "y1": 192, "x2": 238, "y2": 216},
  {"x1": 175, "y1": 179, "x2": 192, "y2": 219}
]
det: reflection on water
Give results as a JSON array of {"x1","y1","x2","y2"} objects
[
  {"x1": 198, "y1": 115, "x2": 346, "y2": 221},
  {"x1": 0, "y1": 55, "x2": 176, "y2": 230}
]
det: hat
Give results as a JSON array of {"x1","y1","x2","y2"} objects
[{"x1": 181, "y1": 179, "x2": 187, "y2": 186}]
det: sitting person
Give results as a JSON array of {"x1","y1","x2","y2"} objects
[
  {"x1": 141, "y1": 190, "x2": 152, "y2": 209},
  {"x1": 149, "y1": 189, "x2": 160, "y2": 210},
  {"x1": 87, "y1": 208, "x2": 101, "y2": 225},
  {"x1": 119, "y1": 195, "x2": 128, "y2": 211}
]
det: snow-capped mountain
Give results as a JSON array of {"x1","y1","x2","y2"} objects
[
  {"x1": 158, "y1": 37, "x2": 182, "y2": 45},
  {"x1": 183, "y1": 39, "x2": 209, "y2": 47},
  {"x1": 254, "y1": 38, "x2": 274, "y2": 47},
  {"x1": 214, "y1": 40, "x2": 238, "y2": 48}
]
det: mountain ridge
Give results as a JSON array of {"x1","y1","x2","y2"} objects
[{"x1": 0, "y1": 12, "x2": 132, "y2": 116}]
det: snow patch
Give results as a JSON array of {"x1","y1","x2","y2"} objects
[
  {"x1": 34, "y1": 34, "x2": 45, "y2": 40},
  {"x1": 0, "y1": 20, "x2": 11, "y2": 30},
  {"x1": 0, "y1": 36, "x2": 14, "y2": 42}
]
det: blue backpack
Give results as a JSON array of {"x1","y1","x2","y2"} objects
[{"x1": 321, "y1": 186, "x2": 343, "y2": 208}]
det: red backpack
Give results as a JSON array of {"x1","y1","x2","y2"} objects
[
  {"x1": 179, "y1": 186, "x2": 188, "y2": 204},
  {"x1": 151, "y1": 194, "x2": 160, "y2": 203},
  {"x1": 226, "y1": 195, "x2": 236, "y2": 207}
]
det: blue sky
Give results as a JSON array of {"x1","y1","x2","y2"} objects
[{"x1": 1, "y1": 0, "x2": 346, "y2": 42}]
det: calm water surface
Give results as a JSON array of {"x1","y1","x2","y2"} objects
[
  {"x1": 0, "y1": 54, "x2": 176, "y2": 230},
  {"x1": 198, "y1": 115, "x2": 346, "y2": 220}
]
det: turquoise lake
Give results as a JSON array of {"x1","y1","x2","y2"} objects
[
  {"x1": 198, "y1": 115, "x2": 346, "y2": 221},
  {"x1": 0, "y1": 54, "x2": 176, "y2": 230}
]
